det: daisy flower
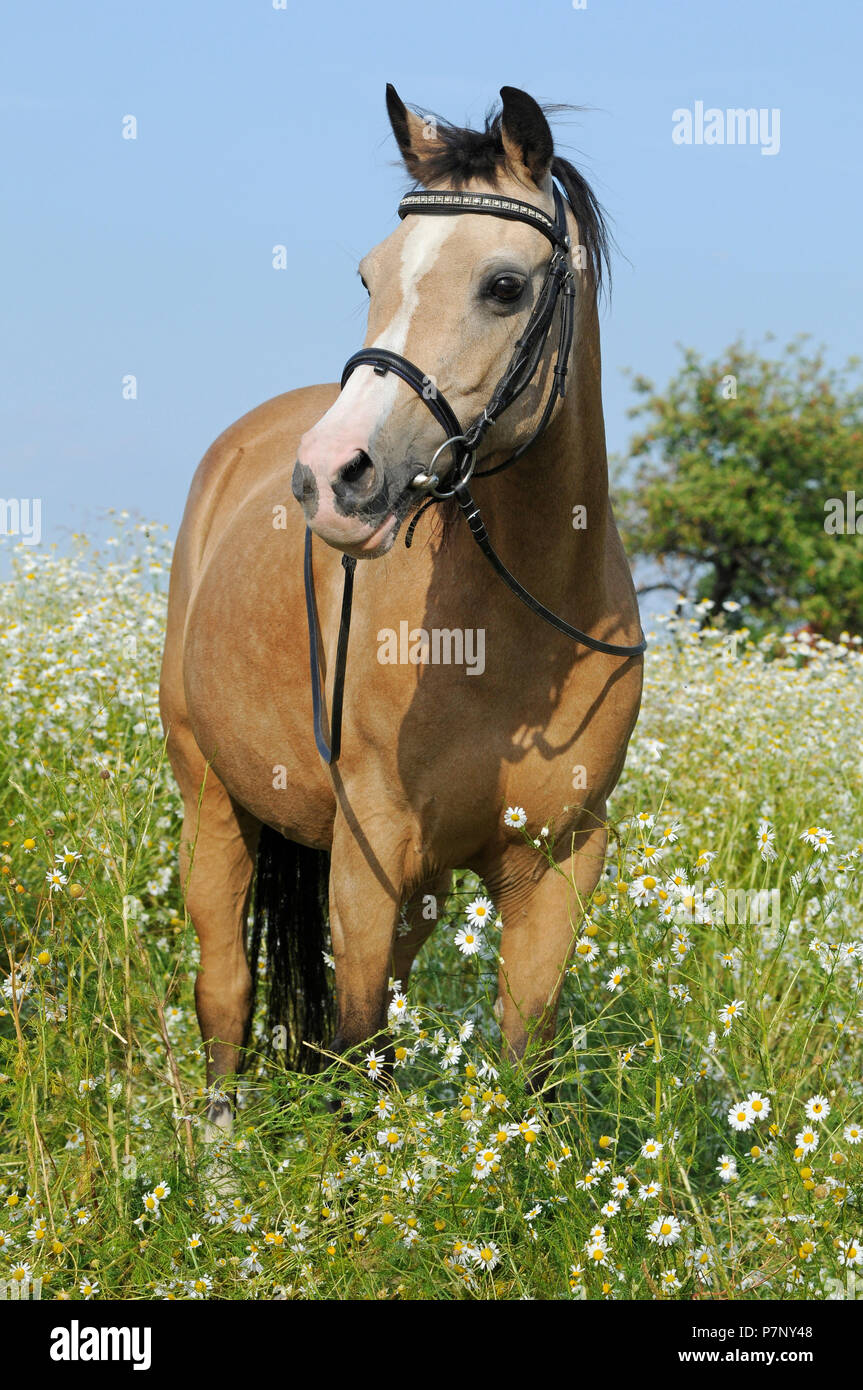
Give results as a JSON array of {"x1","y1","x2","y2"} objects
[
  {"x1": 746, "y1": 1091, "x2": 771, "y2": 1121},
  {"x1": 800, "y1": 825, "x2": 834, "y2": 854},
  {"x1": 637, "y1": 842, "x2": 664, "y2": 866},
  {"x1": 472, "y1": 1149, "x2": 500, "y2": 1181},
  {"x1": 718, "y1": 999, "x2": 745, "y2": 1031},
  {"x1": 717, "y1": 1155, "x2": 738, "y2": 1183},
  {"x1": 229, "y1": 1206, "x2": 257, "y2": 1234},
  {"x1": 641, "y1": 1137, "x2": 663, "y2": 1160},
  {"x1": 473, "y1": 1241, "x2": 500, "y2": 1271},
  {"x1": 387, "y1": 992, "x2": 409, "y2": 1023},
  {"x1": 584, "y1": 1231, "x2": 609, "y2": 1264},
  {"x1": 638, "y1": 1181, "x2": 662, "y2": 1201},
  {"x1": 364, "y1": 1049, "x2": 384, "y2": 1079},
  {"x1": 504, "y1": 807, "x2": 526, "y2": 829},
  {"x1": 795, "y1": 1128, "x2": 820, "y2": 1156},
  {"x1": 575, "y1": 1171, "x2": 601, "y2": 1192},
  {"x1": 756, "y1": 819, "x2": 777, "y2": 862},
  {"x1": 804, "y1": 1094, "x2": 830, "y2": 1122},
  {"x1": 572, "y1": 937, "x2": 599, "y2": 965},
  {"x1": 838, "y1": 1237, "x2": 863, "y2": 1267},
  {"x1": 454, "y1": 927, "x2": 482, "y2": 956},
  {"x1": 647, "y1": 1215, "x2": 681, "y2": 1246},
  {"x1": 517, "y1": 1118, "x2": 541, "y2": 1149},
  {"x1": 630, "y1": 875, "x2": 659, "y2": 907},
  {"x1": 728, "y1": 1101, "x2": 755, "y2": 1132},
  {"x1": 465, "y1": 897, "x2": 494, "y2": 929},
  {"x1": 689, "y1": 1246, "x2": 715, "y2": 1281},
  {"x1": 843, "y1": 1123, "x2": 862, "y2": 1145}
]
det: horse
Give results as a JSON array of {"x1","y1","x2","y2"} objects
[{"x1": 159, "y1": 84, "x2": 644, "y2": 1136}]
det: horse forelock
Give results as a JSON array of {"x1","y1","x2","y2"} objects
[{"x1": 397, "y1": 98, "x2": 613, "y2": 300}]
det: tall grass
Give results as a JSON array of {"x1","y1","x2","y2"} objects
[{"x1": 1, "y1": 518, "x2": 861, "y2": 1299}]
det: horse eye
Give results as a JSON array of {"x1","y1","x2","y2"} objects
[{"x1": 487, "y1": 274, "x2": 524, "y2": 303}]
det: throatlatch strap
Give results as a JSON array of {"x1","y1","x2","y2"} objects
[
  {"x1": 303, "y1": 527, "x2": 356, "y2": 764},
  {"x1": 453, "y1": 481, "x2": 647, "y2": 658}
]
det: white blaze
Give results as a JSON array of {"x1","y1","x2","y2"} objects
[{"x1": 315, "y1": 216, "x2": 460, "y2": 440}]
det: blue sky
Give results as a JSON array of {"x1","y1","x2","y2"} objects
[{"x1": 2, "y1": 0, "x2": 861, "y2": 555}]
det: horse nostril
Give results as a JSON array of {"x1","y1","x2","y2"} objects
[
  {"x1": 292, "y1": 460, "x2": 318, "y2": 510},
  {"x1": 334, "y1": 450, "x2": 376, "y2": 502}
]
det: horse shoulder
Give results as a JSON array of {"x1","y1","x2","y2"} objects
[{"x1": 173, "y1": 383, "x2": 338, "y2": 584}]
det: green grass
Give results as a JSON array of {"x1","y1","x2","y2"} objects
[{"x1": 1, "y1": 517, "x2": 862, "y2": 1300}]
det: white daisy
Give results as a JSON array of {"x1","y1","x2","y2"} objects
[
  {"x1": 465, "y1": 896, "x2": 494, "y2": 929},
  {"x1": 647, "y1": 1215, "x2": 681, "y2": 1246},
  {"x1": 804, "y1": 1094, "x2": 830, "y2": 1122},
  {"x1": 454, "y1": 927, "x2": 482, "y2": 956}
]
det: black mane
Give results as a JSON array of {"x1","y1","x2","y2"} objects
[{"x1": 402, "y1": 101, "x2": 613, "y2": 299}]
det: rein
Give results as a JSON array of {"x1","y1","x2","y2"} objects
[{"x1": 305, "y1": 180, "x2": 646, "y2": 764}]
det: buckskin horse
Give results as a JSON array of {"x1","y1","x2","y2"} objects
[{"x1": 159, "y1": 85, "x2": 644, "y2": 1134}]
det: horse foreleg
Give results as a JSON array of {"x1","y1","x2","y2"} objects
[
  {"x1": 327, "y1": 820, "x2": 403, "y2": 1060},
  {"x1": 490, "y1": 820, "x2": 608, "y2": 1087},
  {"x1": 392, "y1": 871, "x2": 451, "y2": 991}
]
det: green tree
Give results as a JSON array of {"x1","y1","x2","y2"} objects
[{"x1": 617, "y1": 338, "x2": 863, "y2": 638}]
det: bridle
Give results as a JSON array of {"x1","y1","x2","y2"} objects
[{"x1": 304, "y1": 180, "x2": 647, "y2": 763}]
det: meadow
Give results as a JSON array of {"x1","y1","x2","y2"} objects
[{"x1": 1, "y1": 514, "x2": 862, "y2": 1301}]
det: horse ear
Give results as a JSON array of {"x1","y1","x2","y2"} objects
[
  {"x1": 386, "y1": 83, "x2": 438, "y2": 180},
  {"x1": 499, "y1": 86, "x2": 554, "y2": 187}
]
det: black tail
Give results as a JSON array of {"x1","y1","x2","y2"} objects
[{"x1": 248, "y1": 825, "x2": 335, "y2": 1073}]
